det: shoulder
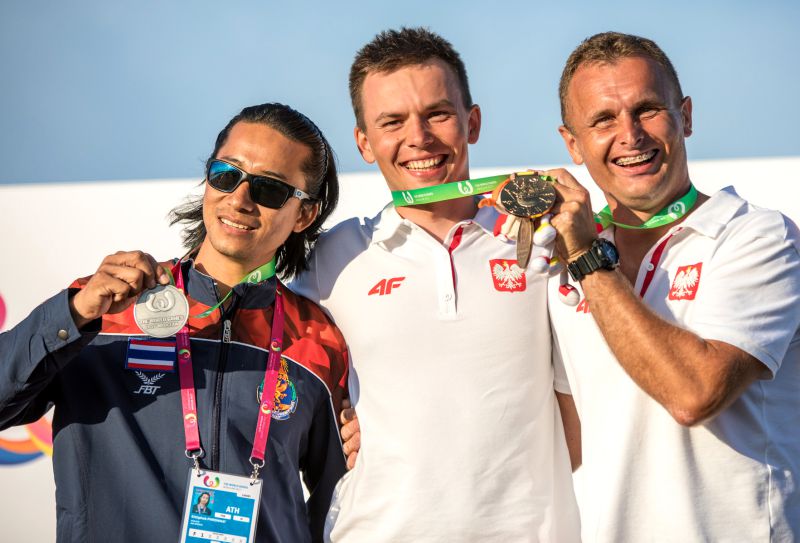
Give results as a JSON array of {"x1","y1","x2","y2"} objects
[
  {"x1": 291, "y1": 209, "x2": 387, "y2": 300},
  {"x1": 279, "y1": 286, "x2": 349, "y2": 394},
  {"x1": 716, "y1": 188, "x2": 798, "y2": 244},
  {"x1": 313, "y1": 210, "x2": 384, "y2": 257}
]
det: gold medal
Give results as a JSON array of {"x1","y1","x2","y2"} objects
[{"x1": 499, "y1": 173, "x2": 556, "y2": 218}]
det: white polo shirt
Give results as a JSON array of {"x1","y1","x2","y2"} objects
[
  {"x1": 292, "y1": 202, "x2": 579, "y2": 543},
  {"x1": 549, "y1": 187, "x2": 800, "y2": 542}
]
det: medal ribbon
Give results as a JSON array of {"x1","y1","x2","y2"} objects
[
  {"x1": 173, "y1": 260, "x2": 285, "y2": 478},
  {"x1": 594, "y1": 185, "x2": 698, "y2": 230},
  {"x1": 391, "y1": 174, "x2": 508, "y2": 207},
  {"x1": 174, "y1": 262, "x2": 201, "y2": 455},
  {"x1": 191, "y1": 259, "x2": 276, "y2": 318},
  {"x1": 391, "y1": 172, "x2": 558, "y2": 207}
]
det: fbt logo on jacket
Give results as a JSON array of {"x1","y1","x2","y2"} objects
[{"x1": 369, "y1": 277, "x2": 406, "y2": 296}]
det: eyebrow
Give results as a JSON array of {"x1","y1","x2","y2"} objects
[
  {"x1": 372, "y1": 99, "x2": 458, "y2": 124},
  {"x1": 425, "y1": 99, "x2": 457, "y2": 111},
  {"x1": 586, "y1": 98, "x2": 668, "y2": 125},
  {"x1": 217, "y1": 156, "x2": 288, "y2": 181},
  {"x1": 587, "y1": 108, "x2": 615, "y2": 125}
]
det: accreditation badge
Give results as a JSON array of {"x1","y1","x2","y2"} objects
[{"x1": 179, "y1": 469, "x2": 262, "y2": 543}]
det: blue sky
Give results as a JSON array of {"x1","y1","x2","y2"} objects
[{"x1": 1, "y1": 0, "x2": 797, "y2": 184}]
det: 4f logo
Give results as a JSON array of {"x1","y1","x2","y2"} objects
[
  {"x1": 369, "y1": 277, "x2": 405, "y2": 296},
  {"x1": 457, "y1": 181, "x2": 474, "y2": 195},
  {"x1": 134, "y1": 371, "x2": 165, "y2": 395}
]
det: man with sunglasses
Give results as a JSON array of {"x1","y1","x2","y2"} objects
[
  {"x1": 0, "y1": 102, "x2": 349, "y2": 542},
  {"x1": 291, "y1": 28, "x2": 580, "y2": 542}
]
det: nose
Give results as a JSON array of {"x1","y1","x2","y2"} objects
[
  {"x1": 618, "y1": 113, "x2": 644, "y2": 147},
  {"x1": 405, "y1": 116, "x2": 433, "y2": 147},
  {"x1": 228, "y1": 178, "x2": 256, "y2": 210}
]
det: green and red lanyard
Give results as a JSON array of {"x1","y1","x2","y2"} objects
[
  {"x1": 172, "y1": 258, "x2": 282, "y2": 479},
  {"x1": 390, "y1": 172, "x2": 698, "y2": 230}
]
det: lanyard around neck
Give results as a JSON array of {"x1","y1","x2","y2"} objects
[
  {"x1": 191, "y1": 259, "x2": 277, "y2": 318},
  {"x1": 173, "y1": 261, "x2": 286, "y2": 479},
  {"x1": 594, "y1": 185, "x2": 698, "y2": 230}
]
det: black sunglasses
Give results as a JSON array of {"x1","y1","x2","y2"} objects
[{"x1": 206, "y1": 159, "x2": 314, "y2": 209}]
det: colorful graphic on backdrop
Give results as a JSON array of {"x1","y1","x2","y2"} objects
[
  {"x1": 0, "y1": 291, "x2": 53, "y2": 465},
  {"x1": 0, "y1": 290, "x2": 6, "y2": 331},
  {"x1": 0, "y1": 417, "x2": 53, "y2": 465}
]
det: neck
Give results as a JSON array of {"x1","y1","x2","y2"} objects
[
  {"x1": 396, "y1": 194, "x2": 478, "y2": 242},
  {"x1": 612, "y1": 190, "x2": 710, "y2": 282},
  {"x1": 194, "y1": 242, "x2": 272, "y2": 298}
]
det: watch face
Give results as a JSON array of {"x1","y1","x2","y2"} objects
[
  {"x1": 596, "y1": 239, "x2": 620, "y2": 267},
  {"x1": 499, "y1": 173, "x2": 557, "y2": 218}
]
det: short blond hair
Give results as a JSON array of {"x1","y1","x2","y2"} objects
[{"x1": 559, "y1": 32, "x2": 683, "y2": 128}]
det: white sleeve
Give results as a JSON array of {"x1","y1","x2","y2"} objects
[
  {"x1": 689, "y1": 212, "x2": 800, "y2": 377},
  {"x1": 287, "y1": 247, "x2": 323, "y2": 304},
  {"x1": 551, "y1": 323, "x2": 572, "y2": 394}
]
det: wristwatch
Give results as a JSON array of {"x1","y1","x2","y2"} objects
[{"x1": 567, "y1": 239, "x2": 620, "y2": 282}]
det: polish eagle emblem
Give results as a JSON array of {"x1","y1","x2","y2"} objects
[
  {"x1": 490, "y1": 259, "x2": 526, "y2": 292},
  {"x1": 669, "y1": 263, "x2": 703, "y2": 300}
]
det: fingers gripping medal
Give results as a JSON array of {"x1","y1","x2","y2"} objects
[
  {"x1": 134, "y1": 284, "x2": 189, "y2": 338},
  {"x1": 499, "y1": 173, "x2": 557, "y2": 268}
]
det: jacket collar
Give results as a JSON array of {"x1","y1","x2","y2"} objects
[{"x1": 178, "y1": 257, "x2": 278, "y2": 311}]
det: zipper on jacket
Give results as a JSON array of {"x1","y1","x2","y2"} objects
[
  {"x1": 210, "y1": 296, "x2": 238, "y2": 471},
  {"x1": 222, "y1": 320, "x2": 232, "y2": 344}
]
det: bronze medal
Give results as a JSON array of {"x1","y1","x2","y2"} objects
[{"x1": 499, "y1": 173, "x2": 556, "y2": 218}]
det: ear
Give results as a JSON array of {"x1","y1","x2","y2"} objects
[
  {"x1": 293, "y1": 201, "x2": 320, "y2": 233},
  {"x1": 467, "y1": 104, "x2": 482, "y2": 144},
  {"x1": 681, "y1": 96, "x2": 693, "y2": 137},
  {"x1": 355, "y1": 126, "x2": 376, "y2": 164},
  {"x1": 558, "y1": 125, "x2": 584, "y2": 165}
]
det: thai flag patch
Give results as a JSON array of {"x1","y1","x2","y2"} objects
[{"x1": 126, "y1": 338, "x2": 177, "y2": 372}]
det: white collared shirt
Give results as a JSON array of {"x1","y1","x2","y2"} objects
[
  {"x1": 293, "y1": 202, "x2": 579, "y2": 543},
  {"x1": 550, "y1": 186, "x2": 800, "y2": 542}
]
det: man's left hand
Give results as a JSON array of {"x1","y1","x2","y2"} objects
[{"x1": 340, "y1": 399, "x2": 360, "y2": 470}]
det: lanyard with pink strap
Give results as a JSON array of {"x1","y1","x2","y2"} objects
[{"x1": 173, "y1": 260, "x2": 286, "y2": 480}]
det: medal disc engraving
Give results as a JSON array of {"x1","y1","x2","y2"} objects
[
  {"x1": 133, "y1": 284, "x2": 189, "y2": 338},
  {"x1": 499, "y1": 173, "x2": 557, "y2": 218}
]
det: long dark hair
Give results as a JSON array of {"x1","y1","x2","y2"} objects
[{"x1": 169, "y1": 103, "x2": 338, "y2": 279}]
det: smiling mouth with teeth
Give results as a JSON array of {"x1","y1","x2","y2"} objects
[
  {"x1": 220, "y1": 217, "x2": 254, "y2": 231},
  {"x1": 403, "y1": 156, "x2": 446, "y2": 171},
  {"x1": 615, "y1": 150, "x2": 657, "y2": 167}
]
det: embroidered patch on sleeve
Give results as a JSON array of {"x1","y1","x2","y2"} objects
[{"x1": 668, "y1": 263, "x2": 703, "y2": 300}]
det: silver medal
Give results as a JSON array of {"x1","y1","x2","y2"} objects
[{"x1": 133, "y1": 284, "x2": 189, "y2": 338}]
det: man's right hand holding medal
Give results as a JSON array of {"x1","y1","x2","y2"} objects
[{"x1": 69, "y1": 250, "x2": 171, "y2": 329}]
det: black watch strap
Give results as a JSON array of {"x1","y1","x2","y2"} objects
[{"x1": 567, "y1": 239, "x2": 619, "y2": 282}]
